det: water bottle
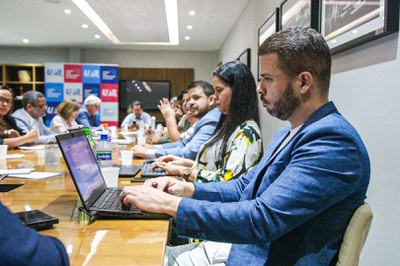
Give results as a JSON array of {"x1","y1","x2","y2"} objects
[{"x1": 96, "y1": 134, "x2": 112, "y2": 167}]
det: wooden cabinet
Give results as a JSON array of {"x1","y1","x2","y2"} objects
[{"x1": 1, "y1": 64, "x2": 45, "y2": 97}]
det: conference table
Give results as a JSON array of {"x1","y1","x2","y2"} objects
[{"x1": 0, "y1": 143, "x2": 171, "y2": 265}]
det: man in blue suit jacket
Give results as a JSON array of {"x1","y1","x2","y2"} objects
[
  {"x1": 0, "y1": 203, "x2": 69, "y2": 265},
  {"x1": 120, "y1": 28, "x2": 370, "y2": 265},
  {"x1": 133, "y1": 81, "x2": 221, "y2": 160}
]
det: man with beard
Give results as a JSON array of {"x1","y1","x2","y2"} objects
[
  {"x1": 12, "y1": 90, "x2": 57, "y2": 143},
  {"x1": 120, "y1": 28, "x2": 370, "y2": 265},
  {"x1": 132, "y1": 81, "x2": 220, "y2": 160}
]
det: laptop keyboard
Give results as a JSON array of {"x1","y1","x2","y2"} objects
[
  {"x1": 97, "y1": 188, "x2": 121, "y2": 209},
  {"x1": 141, "y1": 161, "x2": 166, "y2": 178}
]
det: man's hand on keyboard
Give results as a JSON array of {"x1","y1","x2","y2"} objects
[
  {"x1": 143, "y1": 176, "x2": 195, "y2": 198},
  {"x1": 119, "y1": 184, "x2": 183, "y2": 217}
]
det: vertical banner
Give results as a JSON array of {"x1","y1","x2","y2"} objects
[{"x1": 44, "y1": 63, "x2": 118, "y2": 126}]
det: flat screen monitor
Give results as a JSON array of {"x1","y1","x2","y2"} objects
[{"x1": 119, "y1": 80, "x2": 170, "y2": 110}]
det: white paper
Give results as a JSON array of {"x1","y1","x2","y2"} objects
[
  {"x1": 0, "y1": 168, "x2": 35, "y2": 175},
  {"x1": 110, "y1": 139, "x2": 133, "y2": 145},
  {"x1": 9, "y1": 172, "x2": 61, "y2": 179},
  {"x1": 5, "y1": 154, "x2": 25, "y2": 159},
  {"x1": 18, "y1": 145, "x2": 46, "y2": 150}
]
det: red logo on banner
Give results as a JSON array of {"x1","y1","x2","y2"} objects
[
  {"x1": 100, "y1": 83, "x2": 119, "y2": 102},
  {"x1": 64, "y1": 64, "x2": 82, "y2": 83}
]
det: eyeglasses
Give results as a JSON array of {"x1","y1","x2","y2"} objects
[
  {"x1": 0, "y1": 96, "x2": 12, "y2": 105},
  {"x1": 35, "y1": 104, "x2": 48, "y2": 110}
]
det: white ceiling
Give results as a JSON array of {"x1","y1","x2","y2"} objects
[{"x1": 0, "y1": 0, "x2": 249, "y2": 51}]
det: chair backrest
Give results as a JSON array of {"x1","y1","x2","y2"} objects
[{"x1": 336, "y1": 202, "x2": 373, "y2": 266}]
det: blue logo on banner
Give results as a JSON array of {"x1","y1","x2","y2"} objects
[
  {"x1": 83, "y1": 84, "x2": 100, "y2": 99},
  {"x1": 83, "y1": 65, "x2": 101, "y2": 84},
  {"x1": 100, "y1": 66, "x2": 118, "y2": 84},
  {"x1": 45, "y1": 83, "x2": 63, "y2": 102},
  {"x1": 46, "y1": 68, "x2": 62, "y2": 76},
  {"x1": 66, "y1": 88, "x2": 82, "y2": 96},
  {"x1": 45, "y1": 102, "x2": 60, "y2": 126}
]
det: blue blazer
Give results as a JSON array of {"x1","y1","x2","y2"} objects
[
  {"x1": 156, "y1": 107, "x2": 221, "y2": 159},
  {"x1": 0, "y1": 203, "x2": 69, "y2": 265},
  {"x1": 176, "y1": 102, "x2": 370, "y2": 265}
]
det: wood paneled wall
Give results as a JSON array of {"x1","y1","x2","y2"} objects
[{"x1": 118, "y1": 68, "x2": 194, "y2": 125}]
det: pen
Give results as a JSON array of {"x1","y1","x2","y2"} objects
[{"x1": 0, "y1": 174, "x2": 9, "y2": 183}]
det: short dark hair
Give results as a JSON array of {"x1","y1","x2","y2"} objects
[
  {"x1": 187, "y1": 81, "x2": 215, "y2": 97},
  {"x1": 259, "y1": 27, "x2": 331, "y2": 97},
  {"x1": 22, "y1": 90, "x2": 45, "y2": 109},
  {"x1": 132, "y1": 101, "x2": 142, "y2": 108}
]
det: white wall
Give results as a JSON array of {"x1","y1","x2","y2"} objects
[{"x1": 219, "y1": 1, "x2": 400, "y2": 265}]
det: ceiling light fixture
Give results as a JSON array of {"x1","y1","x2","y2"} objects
[
  {"x1": 22, "y1": 38, "x2": 29, "y2": 43},
  {"x1": 94, "y1": 34, "x2": 101, "y2": 39},
  {"x1": 82, "y1": 24, "x2": 88, "y2": 29},
  {"x1": 185, "y1": 36, "x2": 190, "y2": 40},
  {"x1": 64, "y1": 9, "x2": 71, "y2": 14},
  {"x1": 72, "y1": 0, "x2": 119, "y2": 43},
  {"x1": 72, "y1": 0, "x2": 179, "y2": 46},
  {"x1": 187, "y1": 25, "x2": 193, "y2": 30},
  {"x1": 189, "y1": 10, "x2": 195, "y2": 16}
]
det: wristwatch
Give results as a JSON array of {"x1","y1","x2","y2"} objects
[{"x1": 182, "y1": 167, "x2": 193, "y2": 180}]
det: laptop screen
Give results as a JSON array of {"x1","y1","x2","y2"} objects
[{"x1": 57, "y1": 132, "x2": 107, "y2": 208}]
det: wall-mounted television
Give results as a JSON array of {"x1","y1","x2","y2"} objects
[{"x1": 119, "y1": 80, "x2": 171, "y2": 111}]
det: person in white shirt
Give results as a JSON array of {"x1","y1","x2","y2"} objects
[
  {"x1": 50, "y1": 99, "x2": 80, "y2": 134},
  {"x1": 12, "y1": 90, "x2": 56, "y2": 143},
  {"x1": 120, "y1": 101, "x2": 152, "y2": 129}
]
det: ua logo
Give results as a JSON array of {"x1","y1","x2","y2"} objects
[{"x1": 102, "y1": 89, "x2": 117, "y2": 97}]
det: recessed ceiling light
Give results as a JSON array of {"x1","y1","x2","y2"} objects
[
  {"x1": 331, "y1": 39, "x2": 337, "y2": 43},
  {"x1": 189, "y1": 10, "x2": 195, "y2": 16},
  {"x1": 64, "y1": 9, "x2": 71, "y2": 14},
  {"x1": 82, "y1": 24, "x2": 89, "y2": 29},
  {"x1": 22, "y1": 39, "x2": 29, "y2": 43},
  {"x1": 187, "y1": 25, "x2": 193, "y2": 30},
  {"x1": 185, "y1": 36, "x2": 190, "y2": 40},
  {"x1": 94, "y1": 34, "x2": 101, "y2": 39},
  {"x1": 352, "y1": 30, "x2": 358, "y2": 34}
]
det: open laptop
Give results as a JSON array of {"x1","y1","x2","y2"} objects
[
  {"x1": 68, "y1": 128, "x2": 141, "y2": 178},
  {"x1": 56, "y1": 130, "x2": 170, "y2": 219}
]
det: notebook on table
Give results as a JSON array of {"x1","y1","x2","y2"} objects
[{"x1": 56, "y1": 130, "x2": 170, "y2": 220}]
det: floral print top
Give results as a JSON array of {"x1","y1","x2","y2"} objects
[{"x1": 194, "y1": 120, "x2": 262, "y2": 183}]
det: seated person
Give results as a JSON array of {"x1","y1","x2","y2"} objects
[
  {"x1": 132, "y1": 81, "x2": 221, "y2": 160},
  {"x1": 120, "y1": 101, "x2": 152, "y2": 130},
  {"x1": 0, "y1": 86, "x2": 37, "y2": 148},
  {"x1": 154, "y1": 60, "x2": 263, "y2": 259},
  {"x1": 12, "y1": 90, "x2": 56, "y2": 143},
  {"x1": 120, "y1": 28, "x2": 371, "y2": 266},
  {"x1": 155, "y1": 60, "x2": 262, "y2": 183},
  {"x1": 50, "y1": 99, "x2": 81, "y2": 133},
  {"x1": 0, "y1": 203, "x2": 69, "y2": 265},
  {"x1": 147, "y1": 90, "x2": 198, "y2": 144},
  {"x1": 76, "y1": 95, "x2": 101, "y2": 129}
]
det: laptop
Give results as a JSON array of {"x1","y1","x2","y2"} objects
[
  {"x1": 56, "y1": 130, "x2": 170, "y2": 219},
  {"x1": 68, "y1": 128, "x2": 141, "y2": 178}
]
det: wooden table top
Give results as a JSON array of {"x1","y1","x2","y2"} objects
[{"x1": 0, "y1": 144, "x2": 170, "y2": 266}]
